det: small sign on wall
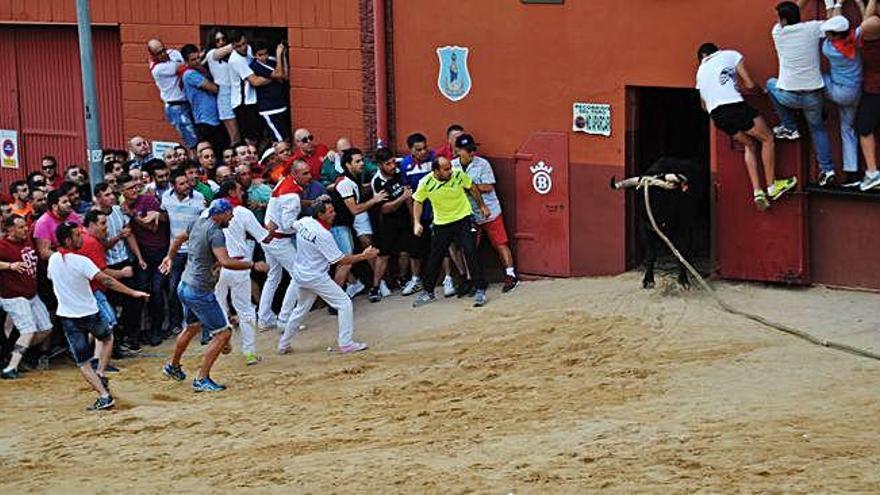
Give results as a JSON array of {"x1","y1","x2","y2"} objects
[
  {"x1": 1, "y1": 129, "x2": 19, "y2": 169},
  {"x1": 573, "y1": 102, "x2": 611, "y2": 136},
  {"x1": 437, "y1": 46, "x2": 472, "y2": 102},
  {"x1": 151, "y1": 141, "x2": 179, "y2": 160}
]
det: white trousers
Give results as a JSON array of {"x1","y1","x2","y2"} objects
[
  {"x1": 278, "y1": 276, "x2": 354, "y2": 351},
  {"x1": 257, "y1": 238, "x2": 299, "y2": 326},
  {"x1": 215, "y1": 268, "x2": 257, "y2": 355}
]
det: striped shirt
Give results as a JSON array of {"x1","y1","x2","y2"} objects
[
  {"x1": 161, "y1": 189, "x2": 206, "y2": 253},
  {"x1": 103, "y1": 205, "x2": 131, "y2": 265}
]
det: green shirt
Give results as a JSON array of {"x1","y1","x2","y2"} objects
[
  {"x1": 194, "y1": 181, "x2": 214, "y2": 202},
  {"x1": 320, "y1": 157, "x2": 379, "y2": 187},
  {"x1": 412, "y1": 169, "x2": 474, "y2": 226}
]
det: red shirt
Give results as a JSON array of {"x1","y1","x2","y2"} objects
[
  {"x1": 434, "y1": 144, "x2": 455, "y2": 161},
  {"x1": 293, "y1": 144, "x2": 331, "y2": 180},
  {"x1": 76, "y1": 231, "x2": 107, "y2": 292},
  {"x1": 271, "y1": 175, "x2": 304, "y2": 198},
  {"x1": 0, "y1": 236, "x2": 39, "y2": 299}
]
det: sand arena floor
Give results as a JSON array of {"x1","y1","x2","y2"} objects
[{"x1": 1, "y1": 274, "x2": 878, "y2": 493}]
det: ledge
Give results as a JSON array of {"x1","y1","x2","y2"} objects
[{"x1": 805, "y1": 185, "x2": 880, "y2": 202}]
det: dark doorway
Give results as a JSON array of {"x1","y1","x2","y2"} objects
[{"x1": 625, "y1": 86, "x2": 711, "y2": 274}]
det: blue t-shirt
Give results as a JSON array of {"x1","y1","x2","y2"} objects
[
  {"x1": 249, "y1": 58, "x2": 287, "y2": 112},
  {"x1": 400, "y1": 151, "x2": 435, "y2": 223},
  {"x1": 822, "y1": 38, "x2": 863, "y2": 88},
  {"x1": 182, "y1": 70, "x2": 221, "y2": 125},
  {"x1": 300, "y1": 180, "x2": 327, "y2": 218}
]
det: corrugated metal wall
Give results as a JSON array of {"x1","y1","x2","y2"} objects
[{"x1": 0, "y1": 26, "x2": 123, "y2": 186}]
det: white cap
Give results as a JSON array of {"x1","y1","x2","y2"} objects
[
  {"x1": 260, "y1": 147, "x2": 276, "y2": 164},
  {"x1": 821, "y1": 15, "x2": 850, "y2": 33}
]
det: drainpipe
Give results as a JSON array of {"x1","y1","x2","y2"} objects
[{"x1": 373, "y1": 0, "x2": 388, "y2": 146}]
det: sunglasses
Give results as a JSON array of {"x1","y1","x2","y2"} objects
[
  {"x1": 42, "y1": 164, "x2": 56, "y2": 170},
  {"x1": 299, "y1": 135, "x2": 314, "y2": 144}
]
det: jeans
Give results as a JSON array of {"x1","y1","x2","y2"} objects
[
  {"x1": 766, "y1": 78, "x2": 834, "y2": 171},
  {"x1": 823, "y1": 74, "x2": 861, "y2": 172},
  {"x1": 422, "y1": 217, "x2": 487, "y2": 294},
  {"x1": 61, "y1": 313, "x2": 111, "y2": 366},
  {"x1": 177, "y1": 282, "x2": 229, "y2": 345},
  {"x1": 105, "y1": 260, "x2": 141, "y2": 342},
  {"x1": 134, "y1": 249, "x2": 167, "y2": 339},
  {"x1": 164, "y1": 103, "x2": 199, "y2": 148},
  {"x1": 167, "y1": 252, "x2": 188, "y2": 330}
]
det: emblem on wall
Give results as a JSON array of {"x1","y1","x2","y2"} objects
[
  {"x1": 530, "y1": 161, "x2": 553, "y2": 195},
  {"x1": 436, "y1": 46, "x2": 472, "y2": 102}
]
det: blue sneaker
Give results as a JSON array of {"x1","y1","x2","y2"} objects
[
  {"x1": 162, "y1": 363, "x2": 186, "y2": 382},
  {"x1": 192, "y1": 377, "x2": 227, "y2": 393}
]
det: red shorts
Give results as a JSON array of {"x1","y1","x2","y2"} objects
[{"x1": 476, "y1": 216, "x2": 509, "y2": 248}]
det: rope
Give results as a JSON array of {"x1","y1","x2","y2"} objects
[{"x1": 640, "y1": 179, "x2": 880, "y2": 362}]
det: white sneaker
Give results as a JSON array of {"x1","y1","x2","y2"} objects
[
  {"x1": 860, "y1": 172, "x2": 880, "y2": 191},
  {"x1": 379, "y1": 280, "x2": 392, "y2": 297},
  {"x1": 346, "y1": 280, "x2": 366, "y2": 298},
  {"x1": 401, "y1": 277, "x2": 421, "y2": 296},
  {"x1": 442, "y1": 276, "x2": 456, "y2": 298}
]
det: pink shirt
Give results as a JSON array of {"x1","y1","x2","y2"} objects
[{"x1": 32, "y1": 211, "x2": 82, "y2": 248}]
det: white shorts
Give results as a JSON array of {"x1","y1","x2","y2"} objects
[
  {"x1": 353, "y1": 212, "x2": 373, "y2": 237},
  {"x1": 0, "y1": 296, "x2": 53, "y2": 334},
  {"x1": 217, "y1": 84, "x2": 235, "y2": 121}
]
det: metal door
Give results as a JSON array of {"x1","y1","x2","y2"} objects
[{"x1": 514, "y1": 131, "x2": 570, "y2": 277}]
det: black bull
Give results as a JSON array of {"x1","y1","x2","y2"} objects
[{"x1": 611, "y1": 157, "x2": 706, "y2": 290}]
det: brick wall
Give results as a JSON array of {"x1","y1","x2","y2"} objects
[{"x1": 0, "y1": 0, "x2": 368, "y2": 150}]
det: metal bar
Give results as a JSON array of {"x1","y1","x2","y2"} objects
[{"x1": 75, "y1": 0, "x2": 103, "y2": 191}]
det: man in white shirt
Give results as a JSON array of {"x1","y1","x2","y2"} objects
[
  {"x1": 48, "y1": 223, "x2": 149, "y2": 411},
  {"x1": 213, "y1": 180, "x2": 270, "y2": 366},
  {"x1": 226, "y1": 30, "x2": 277, "y2": 145},
  {"x1": 696, "y1": 43, "x2": 798, "y2": 210},
  {"x1": 146, "y1": 39, "x2": 199, "y2": 150},
  {"x1": 278, "y1": 199, "x2": 378, "y2": 355},
  {"x1": 766, "y1": 0, "x2": 836, "y2": 185}
]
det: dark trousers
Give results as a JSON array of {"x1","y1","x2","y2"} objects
[
  {"x1": 106, "y1": 260, "x2": 141, "y2": 342},
  {"x1": 167, "y1": 252, "x2": 188, "y2": 330},
  {"x1": 196, "y1": 123, "x2": 230, "y2": 155},
  {"x1": 422, "y1": 217, "x2": 486, "y2": 293},
  {"x1": 134, "y1": 248, "x2": 167, "y2": 338},
  {"x1": 260, "y1": 108, "x2": 290, "y2": 142}
]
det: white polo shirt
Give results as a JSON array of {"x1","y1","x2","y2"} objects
[
  {"x1": 47, "y1": 252, "x2": 100, "y2": 318},
  {"x1": 150, "y1": 49, "x2": 186, "y2": 103},
  {"x1": 696, "y1": 50, "x2": 745, "y2": 113},
  {"x1": 265, "y1": 186, "x2": 302, "y2": 235},
  {"x1": 772, "y1": 21, "x2": 825, "y2": 91},
  {"x1": 292, "y1": 217, "x2": 344, "y2": 284},
  {"x1": 223, "y1": 206, "x2": 268, "y2": 260},
  {"x1": 228, "y1": 47, "x2": 257, "y2": 108}
]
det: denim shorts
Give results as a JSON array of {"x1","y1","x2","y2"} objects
[
  {"x1": 330, "y1": 225, "x2": 355, "y2": 255},
  {"x1": 61, "y1": 312, "x2": 111, "y2": 366},
  {"x1": 94, "y1": 290, "x2": 118, "y2": 328},
  {"x1": 217, "y1": 84, "x2": 235, "y2": 120},
  {"x1": 164, "y1": 103, "x2": 199, "y2": 148},
  {"x1": 177, "y1": 281, "x2": 229, "y2": 345}
]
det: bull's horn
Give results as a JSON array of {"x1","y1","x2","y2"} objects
[{"x1": 613, "y1": 176, "x2": 642, "y2": 190}]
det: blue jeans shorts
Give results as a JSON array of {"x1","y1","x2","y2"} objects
[
  {"x1": 61, "y1": 312, "x2": 111, "y2": 366},
  {"x1": 177, "y1": 281, "x2": 229, "y2": 345},
  {"x1": 330, "y1": 225, "x2": 355, "y2": 255},
  {"x1": 94, "y1": 290, "x2": 118, "y2": 328},
  {"x1": 164, "y1": 103, "x2": 199, "y2": 148}
]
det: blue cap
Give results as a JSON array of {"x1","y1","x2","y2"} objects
[{"x1": 207, "y1": 198, "x2": 233, "y2": 216}]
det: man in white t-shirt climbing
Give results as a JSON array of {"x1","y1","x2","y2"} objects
[
  {"x1": 227, "y1": 30, "x2": 281, "y2": 145},
  {"x1": 766, "y1": 0, "x2": 837, "y2": 186},
  {"x1": 48, "y1": 222, "x2": 150, "y2": 411},
  {"x1": 696, "y1": 43, "x2": 798, "y2": 210},
  {"x1": 146, "y1": 39, "x2": 198, "y2": 150},
  {"x1": 277, "y1": 199, "x2": 379, "y2": 355}
]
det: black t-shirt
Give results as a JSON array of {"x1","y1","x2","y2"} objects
[
  {"x1": 371, "y1": 171, "x2": 409, "y2": 224},
  {"x1": 249, "y1": 58, "x2": 287, "y2": 112},
  {"x1": 330, "y1": 175, "x2": 358, "y2": 227}
]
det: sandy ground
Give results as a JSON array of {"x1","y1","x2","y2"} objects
[{"x1": 1, "y1": 273, "x2": 878, "y2": 493}]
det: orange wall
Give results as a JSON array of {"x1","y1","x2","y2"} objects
[{"x1": 0, "y1": 0, "x2": 365, "y2": 148}]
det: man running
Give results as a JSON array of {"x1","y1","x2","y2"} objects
[
  {"x1": 277, "y1": 199, "x2": 378, "y2": 355},
  {"x1": 48, "y1": 222, "x2": 150, "y2": 410},
  {"x1": 159, "y1": 199, "x2": 267, "y2": 392}
]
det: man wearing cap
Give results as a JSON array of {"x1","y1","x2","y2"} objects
[
  {"x1": 412, "y1": 157, "x2": 491, "y2": 308},
  {"x1": 159, "y1": 199, "x2": 267, "y2": 392},
  {"x1": 146, "y1": 39, "x2": 199, "y2": 150},
  {"x1": 278, "y1": 199, "x2": 378, "y2": 355},
  {"x1": 766, "y1": 0, "x2": 837, "y2": 186},
  {"x1": 452, "y1": 134, "x2": 520, "y2": 293}
]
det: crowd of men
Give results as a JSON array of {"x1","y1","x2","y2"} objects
[
  {"x1": 0, "y1": 121, "x2": 520, "y2": 410},
  {"x1": 696, "y1": 0, "x2": 880, "y2": 211}
]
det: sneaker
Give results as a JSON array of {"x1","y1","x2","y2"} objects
[
  {"x1": 90, "y1": 358, "x2": 120, "y2": 373},
  {"x1": 768, "y1": 177, "x2": 797, "y2": 200},
  {"x1": 412, "y1": 291, "x2": 437, "y2": 308},
  {"x1": 162, "y1": 363, "x2": 186, "y2": 382},
  {"x1": 473, "y1": 289, "x2": 488, "y2": 307},
  {"x1": 170, "y1": 326, "x2": 183, "y2": 336},
  {"x1": 401, "y1": 277, "x2": 422, "y2": 296},
  {"x1": 502, "y1": 275, "x2": 519, "y2": 293},
  {"x1": 1, "y1": 369, "x2": 20, "y2": 380},
  {"x1": 338, "y1": 342, "x2": 369, "y2": 354},
  {"x1": 817, "y1": 170, "x2": 836, "y2": 187},
  {"x1": 773, "y1": 125, "x2": 801, "y2": 140},
  {"x1": 192, "y1": 377, "x2": 227, "y2": 393},
  {"x1": 88, "y1": 395, "x2": 115, "y2": 411},
  {"x1": 345, "y1": 280, "x2": 366, "y2": 298},
  {"x1": 456, "y1": 279, "x2": 474, "y2": 298},
  {"x1": 123, "y1": 339, "x2": 142, "y2": 352},
  {"x1": 379, "y1": 280, "x2": 392, "y2": 297},
  {"x1": 244, "y1": 352, "x2": 262, "y2": 366},
  {"x1": 442, "y1": 276, "x2": 456, "y2": 298},
  {"x1": 277, "y1": 346, "x2": 293, "y2": 355},
  {"x1": 753, "y1": 190, "x2": 770, "y2": 211},
  {"x1": 368, "y1": 286, "x2": 382, "y2": 303},
  {"x1": 860, "y1": 172, "x2": 880, "y2": 191}
]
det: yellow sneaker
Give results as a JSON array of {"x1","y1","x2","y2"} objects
[{"x1": 768, "y1": 177, "x2": 798, "y2": 200}]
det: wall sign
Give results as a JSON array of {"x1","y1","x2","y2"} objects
[
  {"x1": 573, "y1": 102, "x2": 611, "y2": 136},
  {"x1": 0, "y1": 129, "x2": 19, "y2": 169},
  {"x1": 436, "y1": 46, "x2": 472, "y2": 102},
  {"x1": 151, "y1": 141, "x2": 179, "y2": 161},
  {"x1": 530, "y1": 161, "x2": 553, "y2": 195}
]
